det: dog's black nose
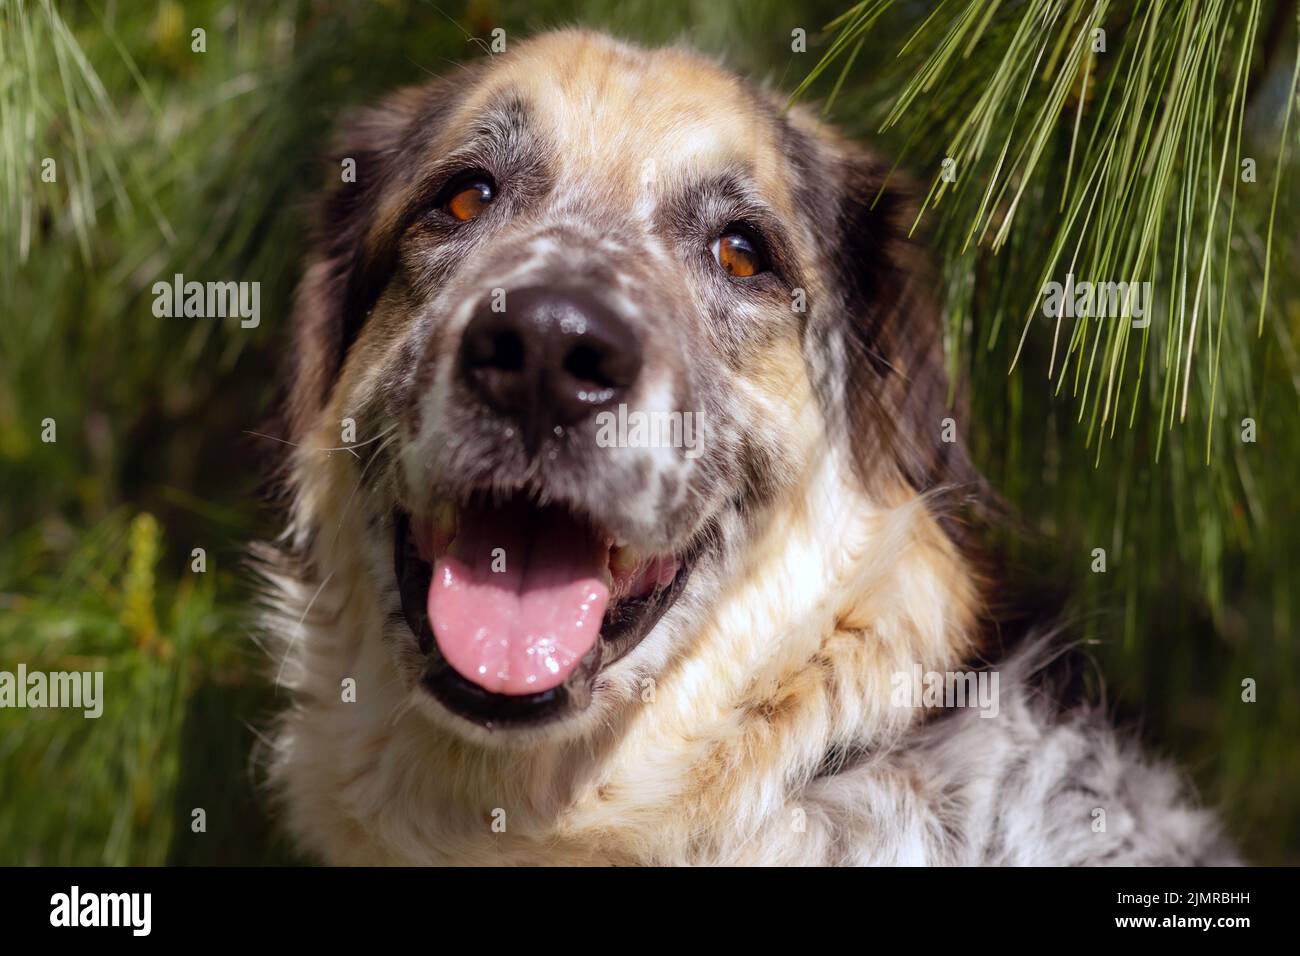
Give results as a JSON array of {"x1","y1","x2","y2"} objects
[{"x1": 459, "y1": 287, "x2": 642, "y2": 451}]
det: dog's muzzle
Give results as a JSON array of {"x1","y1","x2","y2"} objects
[{"x1": 394, "y1": 283, "x2": 699, "y2": 729}]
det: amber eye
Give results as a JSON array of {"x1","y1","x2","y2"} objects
[
  {"x1": 711, "y1": 230, "x2": 766, "y2": 277},
  {"x1": 444, "y1": 176, "x2": 494, "y2": 221}
]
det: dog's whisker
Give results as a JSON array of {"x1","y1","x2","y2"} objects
[
  {"x1": 244, "y1": 422, "x2": 400, "y2": 461},
  {"x1": 274, "y1": 568, "x2": 335, "y2": 691}
]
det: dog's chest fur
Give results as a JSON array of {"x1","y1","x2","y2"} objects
[{"x1": 266, "y1": 453, "x2": 1231, "y2": 866}]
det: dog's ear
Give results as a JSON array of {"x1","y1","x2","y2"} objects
[
  {"x1": 286, "y1": 79, "x2": 459, "y2": 441},
  {"x1": 824, "y1": 149, "x2": 978, "y2": 500},
  {"x1": 832, "y1": 151, "x2": 1066, "y2": 650}
]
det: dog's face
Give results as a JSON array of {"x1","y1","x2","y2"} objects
[{"x1": 285, "y1": 31, "x2": 957, "y2": 746}]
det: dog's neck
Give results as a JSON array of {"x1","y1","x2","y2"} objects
[{"x1": 542, "y1": 447, "x2": 979, "y2": 862}]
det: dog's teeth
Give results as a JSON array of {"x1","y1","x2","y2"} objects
[
  {"x1": 434, "y1": 499, "x2": 458, "y2": 536},
  {"x1": 610, "y1": 545, "x2": 640, "y2": 573},
  {"x1": 430, "y1": 499, "x2": 458, "y2": 556}
]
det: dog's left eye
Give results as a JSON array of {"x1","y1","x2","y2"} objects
[
  {"x1": 710, "y1": 228, "x2": 767, "y2": 278},
  {"x1": 443, "y1": 175, "x2": 495, "y2": 222}
]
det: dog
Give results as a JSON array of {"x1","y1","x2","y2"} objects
[{"x1": 262, "y1": 29, "x2": 1235, "y2": 865}]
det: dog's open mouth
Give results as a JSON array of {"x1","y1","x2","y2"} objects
[{"x1": 395, "y1": 492, "x2": 694, "y2": 728}]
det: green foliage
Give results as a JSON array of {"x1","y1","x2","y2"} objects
[
  {"x1": 0, "y1": 0, "x2": 1296, "y2": 863},
  {"x1": 3, "y1": 512, "x2": 198, "y2": 863},
  {"x1": 802, "y1": 0, "x2": 1300, "y2": 859}
]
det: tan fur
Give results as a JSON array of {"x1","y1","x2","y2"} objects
[{"x1": 474, "y1": 33, "x2": 789, "y2": 216}]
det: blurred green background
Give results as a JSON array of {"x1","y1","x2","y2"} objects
[{"x1": 1, "y1": 0, "x2": 1297, "y2": 864}]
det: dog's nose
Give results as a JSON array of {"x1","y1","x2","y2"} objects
[{"x1": 459, "y1": 287, "x2": 642, "y2": 451}]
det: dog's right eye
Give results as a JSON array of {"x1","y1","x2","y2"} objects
[
  {"x1": 442, "y1": 174, "x2": 496, "y2": 222},
  {"x1": 710, "y1": 228, "x2": 768, "y2": 278}
]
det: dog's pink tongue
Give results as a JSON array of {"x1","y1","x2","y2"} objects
[{"x1": 428, "y1": 503, "x2": 609, "y2": 695}]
